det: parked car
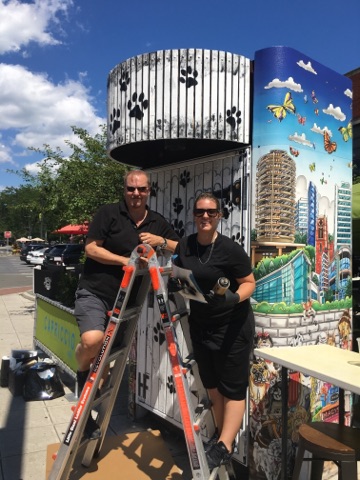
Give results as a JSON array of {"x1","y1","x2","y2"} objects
[
  {"x1": 43, "y1": 243, "x2": 85, "y2": 267},
  {"x1": 27, "y1": 247, "x2": 52, "y2": 266},
  {"x1": 20, "y1": 243, "x2": 48, "y2": 262}
]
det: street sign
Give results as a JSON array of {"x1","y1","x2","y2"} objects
[{"x1": 4, "y1": 231, "x2": 11, "y2": 239}]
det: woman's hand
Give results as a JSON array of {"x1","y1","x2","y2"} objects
[{"x1": 205, "y1": 289, "x2": 240, "y2": 308}]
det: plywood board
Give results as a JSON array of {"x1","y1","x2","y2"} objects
[{"x1": 46, "y1": 430, "x2": 183, "y2": 480}]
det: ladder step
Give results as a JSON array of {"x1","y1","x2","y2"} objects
[
  {"x1": 193, "y1": 402, "x2": 212, "y2": 428},
  {"x1": 182, "y1": 356, "x2": 196, "y2": 373},
  {"x1": 208, "y1": 462, "x2": 236, "y2": 480},
  {"x1": 171, "y1": 309, "x2": 188, "y2": 322}
]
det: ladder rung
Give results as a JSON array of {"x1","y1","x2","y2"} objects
[
  {"x1": 194, "y1": 403, "x2": 211, "y2": 428},
  {"x1": 171, "y1": 309, "x2": 188, "y2": 322},
  {"x1": 108, "y1": 346, "x2": 128, "y2": 362},
  {"x1": 108, "y1": 307, "x2": 143, "y2": 323},
  {"x1": 182, "y1": 357, "x2": 196, "y2": 374}
]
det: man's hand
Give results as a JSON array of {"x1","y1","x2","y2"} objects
[
  {"x1": 204, "y1": 289, "x2": 240, "y2": 308},
  {"x1": 139, "y1": 232, "x2": 161, "y2": 247}
]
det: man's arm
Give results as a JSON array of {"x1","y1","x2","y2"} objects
[
  {"x1": 138, "y1": 232, "x2": 178, "y2": 253},
  {"x1": 85, "y1": 238, "x2": 130, "y2": 266}
]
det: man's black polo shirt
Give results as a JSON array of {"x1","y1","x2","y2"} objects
[{"x1": 78, "y1": 201, "x2": 179, "y2": 305}]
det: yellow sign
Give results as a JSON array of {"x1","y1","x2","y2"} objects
[{"x1": 35, "y1": 297, "x2": 80, "y2": 373}]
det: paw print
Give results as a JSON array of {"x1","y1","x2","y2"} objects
[
  {"x1": 179, "y1": 170, "x2": 190, "y2": 187},
  {"x1": 222, "y1": 205, "x2": 230, "y2": 220},
  {"x1": 119, "y1": 70, "x2": 130, "y2": 92},
  {"x1": 172, "y1": 219, "x2": 185, "y2": 238},
  {"x1": 128, "y1": 92, "x2": 149, "y2": 120},
  {"x1": 153, "y1": 322, "x2": 165, "y2": 345},
  {"x1": 232, "y1": 232, "x2": 244, "y2": 246},
  {"x1": 109, "y1": 108, "x2": 121, "y2": 135},
  {"x1": 179, "y1": 66, "x2": 198, "y2": 88},
  {"x1": 173, "y1": 197, "x2": 184, "y2": 215},
  {"x1": 226, "y1": 107, "x2": 242, "y2": 130},
  {"x1": 150, "y1": 181, "x2": 159, "y2": 197},
  {"x1": 232, "y1": 181, "x2": 241, "y2": 206},
  {"x1": 167, "y1": 375, "x2": 176, "y2": 394}
]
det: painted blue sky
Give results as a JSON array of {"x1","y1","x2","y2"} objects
[
  {"x1": 252, "y1": 46, "x2": 353, "y2": 233},
  {"x1": 0, "y1": 0, "x2": 359, "y2": 190}
]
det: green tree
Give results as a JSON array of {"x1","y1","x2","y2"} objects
[
  {"x1": 6, "y1": 125, "x2": 129, "y2": 237},
  {"x1": 44, "y1": 125, "x2": 128, "y2": 224}
]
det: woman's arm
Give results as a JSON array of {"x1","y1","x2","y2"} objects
[{"x1": 234, "y1": 273, "x2": 256, "y2": 302}]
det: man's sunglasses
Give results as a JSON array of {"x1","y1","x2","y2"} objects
[
  {"x1": 193, "y1": 208, "x2": 219, "y2": 217},
  {"x1": 126, "y1": 186, "x2": 148, "y2": 193}
]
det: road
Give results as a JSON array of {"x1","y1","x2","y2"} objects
[{"x1": 0, "y1": 252, "x2": 34, "y2": 294}]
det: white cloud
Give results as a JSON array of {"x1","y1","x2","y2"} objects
[
  {"x1": 322, "y1": 104, "x2": 346, "y2": 121},
  {"x1": 288, "y1": 132, "x2": 314, "y2": 147},
  {"x1": 344, "y1": 88, "x2": 352, "y2": 99},
  {"x1": 0, "y1": 135, "x2": 13, "y2": 163},
  {"x1": 297, "y1": 60, "x2": 317, "y2": 75},
  {"x1": 0, "y1": 0, "x2": 73, "y2": 54},
  {"x1": 264, "y1": 76, "x2": 303, "y2": 92},
  {"x1": 310, "y1": 123, "x2": 333, "y2": 137},
  {"x1": 0, "y1": 63, "x2": 105, "y2": 159}
]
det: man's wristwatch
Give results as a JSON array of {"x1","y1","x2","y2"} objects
[{"x1": 160, "y1": 238, "x2": 168, "y2": 250}]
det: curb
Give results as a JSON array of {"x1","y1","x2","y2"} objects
[{"x1": 21, "y1": 291, "x2": 36, "y2": 301}]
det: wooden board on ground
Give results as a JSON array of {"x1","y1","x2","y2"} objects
[{"x1": 46, "y1": 430, "x2": 183, "y2": 480}]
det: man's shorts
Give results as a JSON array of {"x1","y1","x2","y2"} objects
[{"x1": 74, "y1": 288, "x2": 110, "y2": 335}]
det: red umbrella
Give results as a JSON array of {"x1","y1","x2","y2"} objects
[{"x1": 53, "y1": 223, "x2": 89, "y2": 235}]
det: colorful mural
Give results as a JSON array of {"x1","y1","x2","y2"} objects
[{"x1": 249, "y1": 46, "x2": 353, "y2": 480}]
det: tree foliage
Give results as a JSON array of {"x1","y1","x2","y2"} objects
[{"x1": 1, "y1": 125, "x2": 129, "y2": 240}]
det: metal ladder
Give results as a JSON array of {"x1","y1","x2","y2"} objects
[{"x1": 48, "y1": 244, "x2": 235, "y2": 480}]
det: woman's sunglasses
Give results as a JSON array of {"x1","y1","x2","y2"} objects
[
  {"x1": 193, "y1": 208, "x2": 219, "y2": 217},
  {"x1": 126, "y1": 186, "x2": 148, "y2": 193}
]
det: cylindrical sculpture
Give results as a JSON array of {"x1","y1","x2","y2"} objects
[{"x1": 107, "y1": 48, "x2": 251, "y2": 168}]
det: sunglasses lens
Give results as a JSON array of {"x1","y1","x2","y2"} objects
[
  {"x1": 126, "y1": 186, "x2": 148, "y2": 193},
  {"x1": 194, "y1": 209, "x2": 218, "y2": 217},
  {"x1": 207, "y1": 209, "x2": 218, "y2": 217}
]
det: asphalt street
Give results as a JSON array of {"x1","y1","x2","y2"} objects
[{"x1": 0, "y1": 252, "x2": 33, "y2": 293}]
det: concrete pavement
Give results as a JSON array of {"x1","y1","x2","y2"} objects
[{"x1": 0, "y1": 290, "x2": 192, "y2": 480}]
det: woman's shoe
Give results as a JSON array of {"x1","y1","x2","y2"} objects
[
  {"x1": 206, "y1": 441, "x2": 233, "y2": 469},
  {"x1": 204, "y1": 429, "x2": 219, "y2": 452}
]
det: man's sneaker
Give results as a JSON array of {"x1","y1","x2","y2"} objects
[
  {"x1": 206, "y1": 441, "x2": 233, "y2": 470},
  {"x1": 84, "y1": 415, "x2": 101, "y2": 440},
  {"x1": 204, "y1": 430, "x2": 219, "y2": 453}
]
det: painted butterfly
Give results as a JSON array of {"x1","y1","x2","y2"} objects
[
  {"x1": 297, "y1": 114, "x2": 306, "y2": 125},
  {"x1": 338, "y1": 121, "x2": 352, "y2": 142},
  {"x1": 289, "y1": 146, "x2": 299, "y2": 157},
  {"x1": 267, "y1": 92, "x2": 296, "y2": 122},
  {"x1": 323, "y1": 131, "x2": 337, "y2": 154}
]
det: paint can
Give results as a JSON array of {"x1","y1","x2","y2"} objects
[{"x1": 212, "y1": 277, "x2": 230, "y2": 296}]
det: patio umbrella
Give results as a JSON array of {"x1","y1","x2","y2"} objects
[
  {"x1": 53, "y1": 223, "x2": 89, "y2": 235},
  {"x1": 16, "y1": 237, "x2": 30, "y2": 242},
  {"x1": 32, "y1": 237, "x2": 45, "y2": 242}
]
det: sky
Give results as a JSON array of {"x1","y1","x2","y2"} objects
[{"x1": 0, "y1": 0, "x2": 359, "y2": 191}]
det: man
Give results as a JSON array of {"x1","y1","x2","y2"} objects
[{"x1": 74, "y1": 170, "x2": 179, "y2": 438}]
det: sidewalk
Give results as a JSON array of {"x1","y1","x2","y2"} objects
[{"x1": 0, "y1": 291, "x2": 191, "y2": 480}]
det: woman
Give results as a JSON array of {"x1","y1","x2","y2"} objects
[{"x1": 173, "y1": 192, "x2": 255, "y2": 469}]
